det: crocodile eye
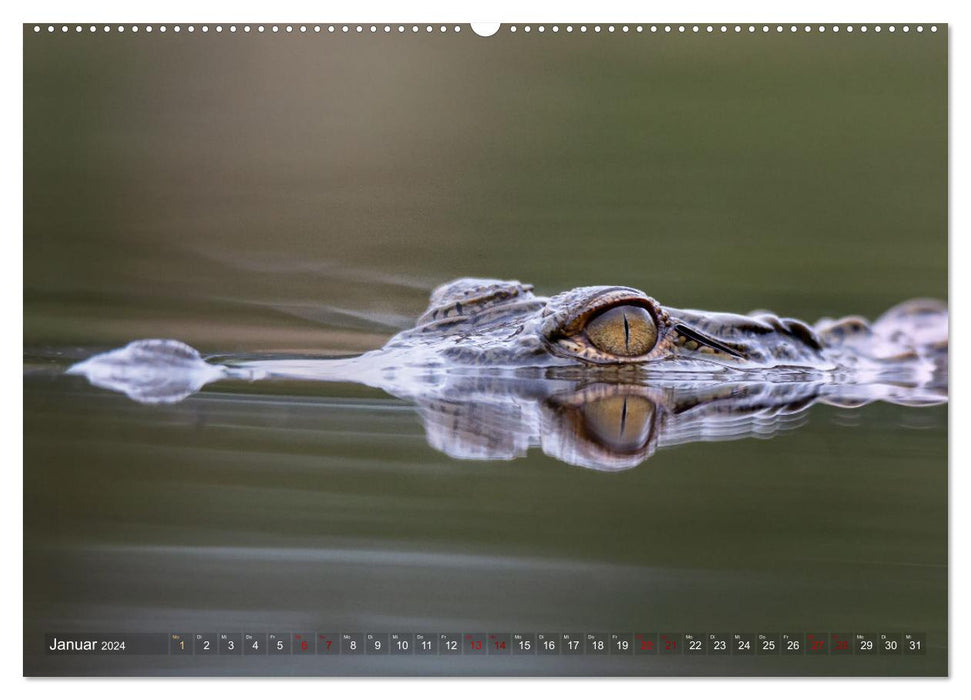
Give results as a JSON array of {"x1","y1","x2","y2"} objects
[
  {"x1": 581, "y1": 395, "x2": 656, "y2": 452},
  {"x1": 585, "y1": 305, "x2": 658, "y2": 357}
]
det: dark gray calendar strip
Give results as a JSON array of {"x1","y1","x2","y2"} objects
[{"x1": 47, "y1": 632, "x2": 929, "y2": 656}]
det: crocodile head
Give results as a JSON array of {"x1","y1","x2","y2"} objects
[{"x1": 382, "y1": 277, "x2": 833, "y2": 371}]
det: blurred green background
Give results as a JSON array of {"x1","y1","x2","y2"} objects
[{"x1": 24, "y1": 26, "x2": 946, "y2": 354}]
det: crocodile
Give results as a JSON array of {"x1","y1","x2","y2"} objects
[
  {"x1": 320, "y1": 277, "x2": 947, "y2": 371},
  {"x1": 65, "y1": 277, "x2": 948, "y2": 470}
]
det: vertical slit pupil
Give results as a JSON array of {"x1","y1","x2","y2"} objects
[
  {"x1": 619, "y1": 395, "x2": 629, "y2": 437},
  {"x1": 584, "y1": 304, "x2": 658, "y2": 357}
]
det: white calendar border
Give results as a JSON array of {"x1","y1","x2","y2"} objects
[{"x1": 3, "y1": 0, "x2": 964, "y2": 697}]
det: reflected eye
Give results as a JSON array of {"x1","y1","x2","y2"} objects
[
  {"x1": 585, "y1": 305, "x2": 658, "y2": 356},
  {"x1": 580, "y1": 395, "x2": 656, "y2": 452}
]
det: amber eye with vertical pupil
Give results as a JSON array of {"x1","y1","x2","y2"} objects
[
  {"x1": 580, "y1": 395, "x2": 656, "y2": 451},
  {"x1": 585, "y1": 305, "x2": 658, "y2": 356}
]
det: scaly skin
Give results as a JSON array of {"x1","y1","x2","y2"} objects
[{"x1": 379, "y1": 278, "x2": 947, "y2": 375}]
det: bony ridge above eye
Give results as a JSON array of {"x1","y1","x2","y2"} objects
[{"x1": 585, "y1": 305, "x2": 658, "y2": 357}]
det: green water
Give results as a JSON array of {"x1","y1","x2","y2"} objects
[{"x1": 23, "y1": 26, "x2": 947, "y2": 676}]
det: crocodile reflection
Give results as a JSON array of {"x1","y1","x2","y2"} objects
[
  {"x1": 65, "y1": 277, "x2": 948, "y2": 470},
  {"x1": 365, "y1": 374, "x2": 943, "y2": 470}
]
